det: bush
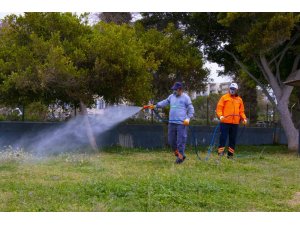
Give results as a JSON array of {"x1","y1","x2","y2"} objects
[{"x1": 25, "y1": 102, "x2": 48, "y2": 121}]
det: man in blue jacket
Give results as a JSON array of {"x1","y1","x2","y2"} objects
[{"x1": 150, "y1": 82, "x2": 194, "y2": 164}]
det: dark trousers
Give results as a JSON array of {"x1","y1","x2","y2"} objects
[
  {"x1": 218, "y1": 123, "x2": 239, "y2": 155},
  {"x1": 168, "y1": 123, "x2": 187, "y2": 157}
]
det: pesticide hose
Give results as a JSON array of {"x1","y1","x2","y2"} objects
[
  {"x1": 149, "y1": 108, "x2": 184, "y2": 123},
  {"x1": 205, "y1": 123, "x2": 220, "y2": 161},
  {"x1": 204, "y1": 114, "x2": 246, "y2": 161}
]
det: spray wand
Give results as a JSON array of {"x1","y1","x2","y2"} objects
[
  {"x1": 142, "y1": 104, "x2": 155, "y2": 110},
  {"x1": 142, "y1": 104, "x2": 185, "y2": 124}
]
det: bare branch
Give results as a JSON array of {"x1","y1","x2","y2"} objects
[
  {"x1": 291, "y1": 54, "x2": 300, "y2": 73},
  {"x1": 278, "y1": 33, "x2": 300, "y2": 65},
  {"x1": 286, "y1": 69, "x2": 300, "y2": 84},
  {"x1": 274, "y1": 60, "x2": 283, "y2": 87},
  {"x1": 224, "y1": 49, "x2": 276, "y2": 106},
  {"x1": 281, "y1": 85, "x2": 294, "y2": 103},
  {"x1": 283, "y1": 54, "x2": 300, "y2": 85},
  {"x1": 253, "y1": 56, "x2": 270, "y2": 83},
  {"x1": 260, "y1": 54, "x2": 282, "y2": 97},
  {"x1": 269, "y1": 32, "x2": 300, "y2": 65}
]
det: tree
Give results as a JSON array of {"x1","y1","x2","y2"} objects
[
  {"x1": 192, "y1": 93, "x2": 222, "y2": 124},
  {"x1": 140, "y1": 12, "x2": 300, "y2": 151},
  {"x1": 214, "y1": 13, "x2": 300, "y2": 150},
  {"x1": 289, "y1": 86, "x2": 300, "y2": 128},
  {"x1": 0, "y1": 13, "x2": 91, "y2": 107},
  {"x1": 0, "y1": 13, "x2": 155, "y2": 150},
  {"x1": 97, "y1": 12, "x2": 132, "y2": 25},
  {"x1": 140, "y1": 13, "x2": 189, "y2": 31},
  {"x1": 0, "y1": 13, "x2": 155, "y2": 107},
  {"x1": 0, "y1": 13, "x2": 98, "y2": 150},
  {"x1": 88, "y1": 22, "x2": 154, "y2": 105},
  {"x1": 136, "y1": 22, "x2": 209, "y2": 100}
]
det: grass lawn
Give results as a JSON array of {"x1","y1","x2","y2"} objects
[{"x1": 0, "y1": 145, "x2": 299, "y2": 212}]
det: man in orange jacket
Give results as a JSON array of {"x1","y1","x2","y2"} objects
[{"x1": 216, "y1": 83, "x2": 247, "y2": 158}]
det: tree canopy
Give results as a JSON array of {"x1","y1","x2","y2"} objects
[
  {"x1": 136, "y1": 22, "x2": 208, "y2": 100},
  {"x1": 141, "y1": 12, "x2": 300, "y2": 150},
  {"x1": 0, "y1": 12, "x2": 208, "y2": 109}
]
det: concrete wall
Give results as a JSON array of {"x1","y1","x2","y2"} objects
[{"x1": 0, "y1": 122, "x2": 287, "y2": 151}]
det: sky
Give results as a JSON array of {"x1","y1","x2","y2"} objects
[{"x1": 205, "y1": 62, "x2": 231, "y2": 83}]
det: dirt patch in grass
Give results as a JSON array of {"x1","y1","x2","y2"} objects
[{"x1": 288, "y1": 192, "x2": 300, "y2": 206}]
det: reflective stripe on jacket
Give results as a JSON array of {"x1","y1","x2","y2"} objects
[{"x1": 216, "y1": 93, "x2": 246, "y2": 124}]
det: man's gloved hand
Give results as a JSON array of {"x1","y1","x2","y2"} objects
[
  {"x1": 220, "y1": 116, "x2": 224, "y2": 121},
  {"x1": 143, "y1": 104, "x2": 156, "y2": 110},
  {"x1": 183, "y1": 118, "x2": 190, "y2": 126},
  {"x1": 148, "y1": 104, "x2": 156, "y2": 110},
  {"x1": 242, "y1": 119, "x2": 247, "y2": 125}
]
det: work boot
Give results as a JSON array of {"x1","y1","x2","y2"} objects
[
  {"x1": 228, "y1": 147, "x2": 235, "y2": 158},
  {"x1": 218, "y1": 147, "x2": 225, "y2": 157},
  {"x1": 218, "y1": 152, "x2": 224, "y2": 157},
  {"x1": 227, "y1": 152, "x2": 234, "y2": 159},
  {"x1": 175, "y1": 155, "x2": 186, "y2": 164},
  {"x1": 174, "y1": 149, "x2": 179, "y2": 157},
  {"x1": 175, "y1": 157, "x2": 183, "y2": 164}
]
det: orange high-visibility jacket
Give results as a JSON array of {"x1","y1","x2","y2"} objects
[{"x1": 216, "y1": 93, "x2": 247, "y2": 124}]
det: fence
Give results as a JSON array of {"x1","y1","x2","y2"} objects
[{"x1": 0, "y1": 122, "x2": 287, "y2": 151}]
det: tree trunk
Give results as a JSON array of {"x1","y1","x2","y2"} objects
[
  {"x1": 79, "y1": 101, "x2": 98, "y2": 152},
  {"x1": 227, "y1": 51, "x2": 299, "y2": 151},
  {"x1": 277, "y1": 100, "x2": 299, "y2": 151},
  {"x1": 260, "y1": 55, "x2": 299, "y2": 151}
]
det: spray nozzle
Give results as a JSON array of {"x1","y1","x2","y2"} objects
[{"x1": 142, "y1": 104, "x2": 155, "y2": 110}]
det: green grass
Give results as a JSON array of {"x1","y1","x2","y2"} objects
[{"x1": 0, "y1": 145, "x2": 299, "y2": 212}]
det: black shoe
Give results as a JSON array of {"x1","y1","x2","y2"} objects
[
  {"x1": 227, "y1": 154, "x2": 234, "y2": 159},
  {"x1": 175, "y1": 157, "x2": 184, "y2": 164},
  {"x1": 218, "y1": 152, "x2": 224, "y2": 157}
]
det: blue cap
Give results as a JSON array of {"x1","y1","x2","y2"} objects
[{"x1": 171, "y1": 82, "x2": 183, "y2": 90}]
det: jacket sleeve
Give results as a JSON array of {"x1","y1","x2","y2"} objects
[
  {"x1": 239, "y1": 99, "x2": 247, "y2": 120},
  {"x1": 216, "y1": 96, "x2": 224, "y2": 118},
  {"x1": 186, "y1": 96, "x2": 194, "y2": 119},
  {"x1": 156, "y1": 95, "x2": 171, "y2": 108}
]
